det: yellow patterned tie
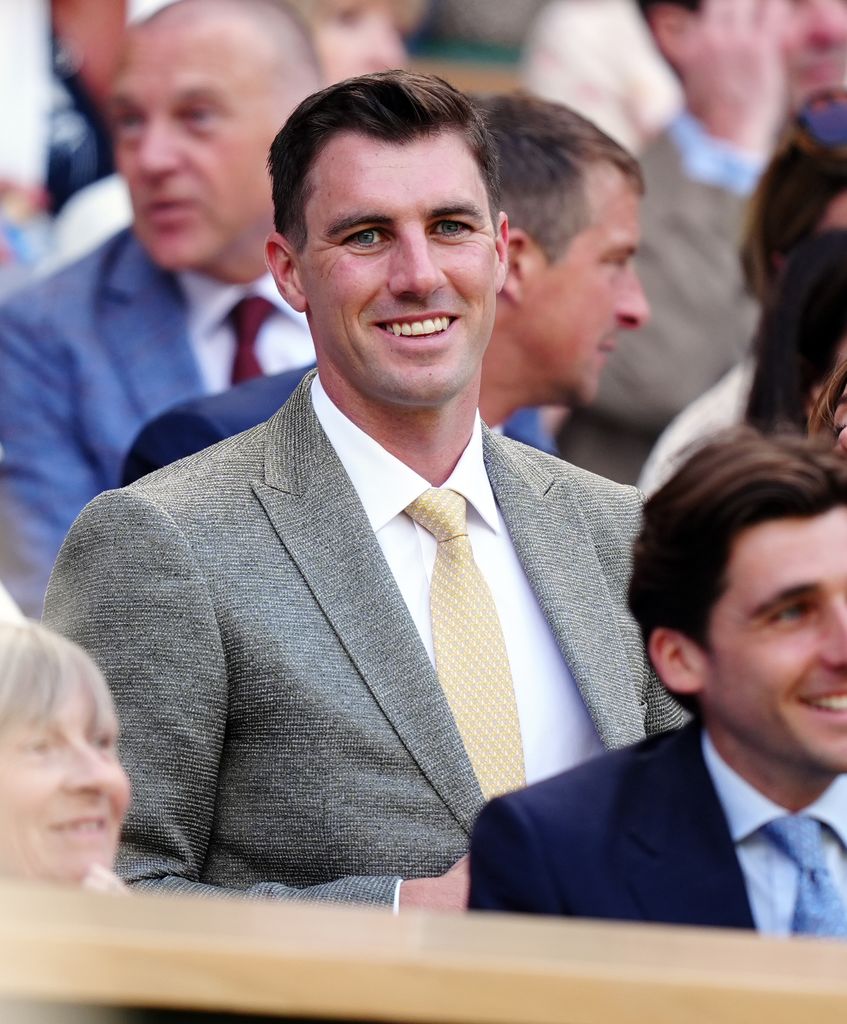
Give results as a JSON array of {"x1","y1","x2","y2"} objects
[{"x1": 405, "y1": 488, "x2": 525, "y2": 799}]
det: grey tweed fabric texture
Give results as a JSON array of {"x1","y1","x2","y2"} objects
[{"x1": 44, "y1": 371, "x2": 685, "y2": 905}]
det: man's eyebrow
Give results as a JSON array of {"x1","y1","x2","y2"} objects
[
  {"x1": 325, "y1": 212, "x2": 393, "y2": 238},
  {"x1": 109, "y1": 86, "x2": 223, "y2": 109},
  {"x1": 749, "y1": 583, "x2": 817, "y2": 619},
  {"x1": 429, "y1": 202, "x2": 488, "y2": 222}
]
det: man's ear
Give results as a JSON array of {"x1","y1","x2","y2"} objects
[
  {"x1": 266, "y1": 231, "x2": 307, "y2": 313},
  {"x1": 648, "y1": 626, "x2": 708, "y2": 702},
  {"x1": 645, "y1": 3, "x2": 696, "y2": 68},
  {"x1": 499, "y1": 228, "x2": 548, "y2": 306}
]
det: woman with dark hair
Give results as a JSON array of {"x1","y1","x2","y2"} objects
[{"x1": 745, "y1": 230, "x2": 847, "y2": 433}]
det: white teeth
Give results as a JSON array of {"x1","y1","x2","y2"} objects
[
  {"x1": 807, "y1": 695, "x2": 847, "y2": 710},
  {"x1": 384, "y1": 317, "x2": 451, "y2": 337}
]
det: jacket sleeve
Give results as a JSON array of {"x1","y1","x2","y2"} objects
[
  {"x1": 43, "y1": 485, "x2": 400, "y2": 907},
  {"x1": 0, "y1": 304, "x2": 107, "y2": 616},
  {"x1": 468, "y1": 795, "x2": 561, "y2": 915}
]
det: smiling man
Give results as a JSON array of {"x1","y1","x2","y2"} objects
[
  {"x1": 45, "y1": 71, "x2": 683, "y2": 910},
  {"x1": 471, "y1": 429, "x2": 847, "y2": 937},
  {"x1": 0, "y1": 0, "x2": 320, "y2": 615}
]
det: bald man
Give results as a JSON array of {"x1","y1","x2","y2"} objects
[{"x1": 0, "y1": 0, "x2": 320, "y2": 615}]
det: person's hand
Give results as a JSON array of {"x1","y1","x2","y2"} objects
[
  {"x1": 398, "y1": 855, "x2": 469, "y2": 912},
  {"x1": 677, "y1": 0, "x2": 790, "y2": 155},
  {"x1": 81, "y1": 863, "x2": 128, "y2": 894}
]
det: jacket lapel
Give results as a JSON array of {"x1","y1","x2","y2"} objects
[
  {"x1": 252, "y1": 376, "x2": 483, "y2": 834},
  {"x1": 483, "y1": 431, "x2": 649, "y2": 749},
  {"x1": 100, "y1": 231, "x2": 205, "y2": 419},
  {"x1": 621, "y1": 723, "x2": 755, "y2": 929}
]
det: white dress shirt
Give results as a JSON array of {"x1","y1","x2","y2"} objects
[
  {"x1": 178, "y1": 271, "x2": 314, "y2": 393},
  {"x1": 311, "y1": 375, "x2": 603, "y2": 787},
  {"x1": 702, "y1": 731, "x2": 847, "y2": 936}
]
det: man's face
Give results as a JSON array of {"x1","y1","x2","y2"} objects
[
  {"x1": 110, "y1": 12, "x2": 313, "y2": 283},
  {"x1": 513, "y1": 164, "x2": 649, "y2": 408},
  {"x1": 671, "y1": 509, "x2": 847, "y2": 810},
  {"x1": 783, "y1": 0, "x2": 847, "y2": 107},
  {"x1": 267, "y1": 130, "x2": 507, "y2": 426}
]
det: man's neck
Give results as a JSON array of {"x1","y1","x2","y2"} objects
[{"x1": 318, "y1": 380, "x2": 478, "y2": 487}]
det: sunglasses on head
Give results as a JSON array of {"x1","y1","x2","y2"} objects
[{"x1": 796, "y1": 87, "x2": 847, "y2": 150}]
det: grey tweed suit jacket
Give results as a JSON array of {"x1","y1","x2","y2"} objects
[{"x1": 44, "y1": 374, "x2": 684, "y2": 905}]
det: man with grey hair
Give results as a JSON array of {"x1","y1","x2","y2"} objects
[{"x1": 0, "y1": 0, "x2": 320, "y2": 615}]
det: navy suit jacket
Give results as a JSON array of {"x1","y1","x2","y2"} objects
[
  {"x1": 0, "y1": 229, "x2": 205, "y2": 615},
  {"x1": 469, "y1": 722, "x2": 756, "y2": 930},
  {"x1": 123, "y1": 369, "x2": 556, "y2": 485}
]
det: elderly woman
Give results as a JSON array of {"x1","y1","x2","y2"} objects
[{"x1": 0, "y1": 622, "x2": 129, "y2": 889}]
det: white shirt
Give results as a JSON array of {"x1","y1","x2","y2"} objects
[
  {"x1": 702, "y1": 731, "x2": 847, "y2": 936},
  {"x1": 178, "y1": 271, "x2": 314, "y2": 394},
  {"x1": 0, "y1": 581, "x2": 23, "y2": 624},
  {"x1": 310, "y1": 375, "x2": 603, "y2": 787}
]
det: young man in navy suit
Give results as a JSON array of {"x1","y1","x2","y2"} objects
[{"x1": 470, "y1": 429, "x2": 847, "y2": 937}]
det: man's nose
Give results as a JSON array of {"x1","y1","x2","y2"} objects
[
  {"x1": 821, "y1": 599, "x2": 847, "y2": 666},
  {"x1": 388, "y1": 232, "x2": 446, "y2": 298},
  {"x1": 616, "y1": 267, "x2": 650, "y2": 331},
  {"x1": 132, "y1": 121, "x2": 182, "y2": 177},
  {"x1": 807, "y1": 0, "x2": 847, "y2": 45}
]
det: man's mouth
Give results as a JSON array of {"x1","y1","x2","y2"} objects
[
  {"x1": 380, "y1": 316, "x2": 454, "y2": 337},
  {"x1": 801, "y1": 693, "x2": 847, "y2": 711}
]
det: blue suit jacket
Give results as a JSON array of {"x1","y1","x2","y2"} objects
[
  {"x1": 0, "y1": 229, "x2": 204, "y2": 615},
  {"x1": 123, "y1": 369, "x2": 556, "y2": 485},
  {"x1": 469, "y1": 722, "x2": 756, "y2": 930}
]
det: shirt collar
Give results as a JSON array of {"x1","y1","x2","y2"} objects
[
  {"x1": 702, "y1": 730, "x2": 847, "y2": 848},
  {"x1": 177, "y1": 270, "x2": 305, "y2": 342},
  {"x1": 310, "y1": 373, "x2": 500, "y2": 536}
]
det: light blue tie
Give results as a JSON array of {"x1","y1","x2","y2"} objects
[{"x1": 762, "y1": 816, "x2": 847, "y2": 938}]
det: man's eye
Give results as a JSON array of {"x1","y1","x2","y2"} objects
[
  {"x1": 436, "y1": 220, "x2": 467, "y2": 237},
  {"x1": 110, "y1": 111, "x2": 144, "y2": 136},
  {"x1": 771, "y1": 602, "x2": 810, "y2": 624},
  {"x1": 182, "y1": 106, "x2": 216, "y2": 128},
  {"x1": 348, "y1": 228, "x2": 382, "y2": 247}
]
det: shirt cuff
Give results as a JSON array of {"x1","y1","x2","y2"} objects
[
  {"x1": 392, "y1": 878, "x2": 402, "y2": 913},
  {"x1": 668, "y1": 111, "x2": 765, "y2": 196}
]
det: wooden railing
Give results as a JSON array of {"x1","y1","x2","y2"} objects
[{"x1": 0, "y1": 881, "x2": 845, "y2": 1022}]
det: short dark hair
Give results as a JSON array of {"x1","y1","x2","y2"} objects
[
  {"x1": 629, "y1": 429, "x2": 847, "y2": 650},
  {"x1": 475, "y1": 93, "x2": 643, "y2": 261},
  {"x1": 268, "y1": 70, "x2": 500, "y2": 249}
]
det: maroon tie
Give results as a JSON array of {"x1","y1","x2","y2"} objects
[{"x1": 230, "y1": 296, "x2": 275, "y2": 384}]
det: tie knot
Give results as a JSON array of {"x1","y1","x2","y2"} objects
[
  {"x1": 230, "y1": 295, "x2": 275, "y2": 338},
  {"x1": 762, "y1": 816, "x2": 828, "y2": 873},
  {"x1": 405, "y1": 488, "x2": 467, "y2": 542}
]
